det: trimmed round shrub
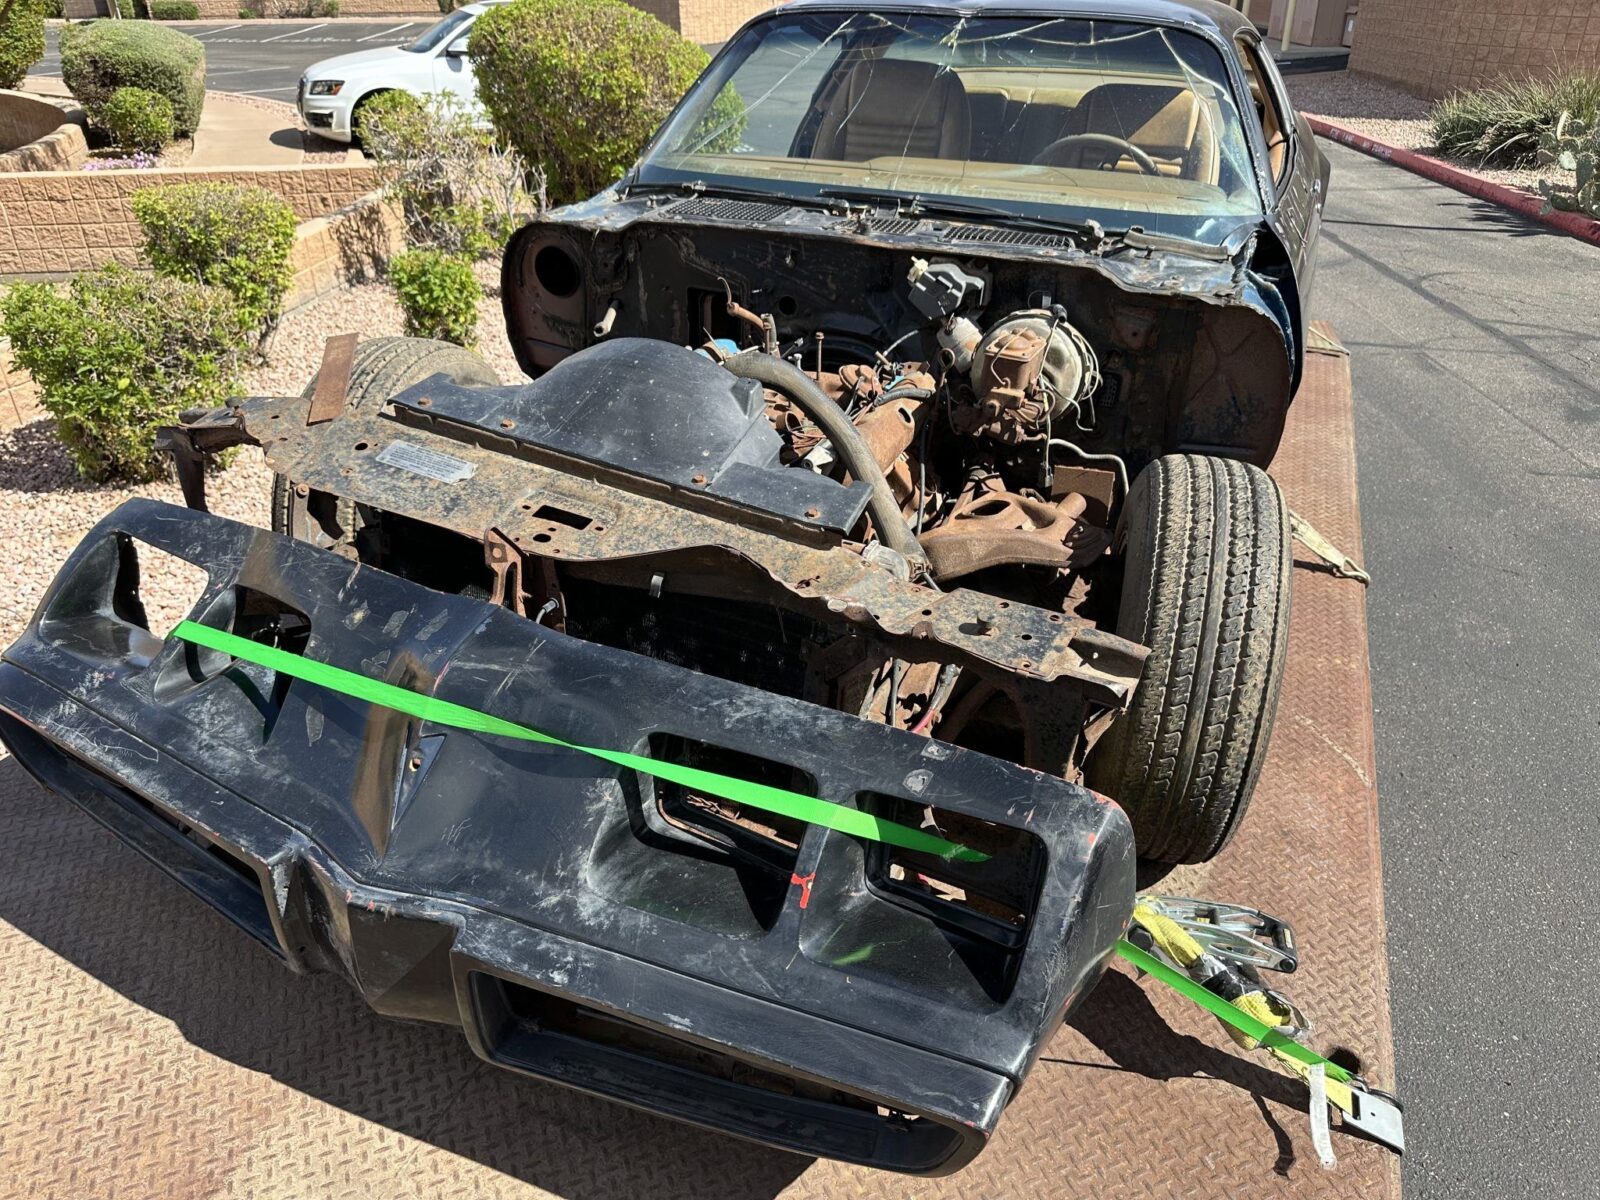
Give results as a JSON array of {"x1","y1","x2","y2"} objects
[
  {"x1": 0, "y1": 0, "x2": 47, "y2": 92},
  {"x1": 131, "y1": 181, "x2": 298, "y2": 341},
  {"x1": 60, "y1": 20, "x2": 207, "y2": 138},
  {"x1": 389, "y1": 249, "x2": 481, "y2": 346},
  {"x1": 470, "y1": 0, "x2": 711, "y2": 205},
  {"x1": 0, "y1": 266, "x2": 252, "y2": 483},
  {"x1": 150, "y1": 0, "x2": 202, "y2": 17},
  {"x1": 95, "y1": 86, "x2": 176, "y2": 152}
]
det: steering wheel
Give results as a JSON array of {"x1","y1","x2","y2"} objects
[{"x1": 1031, "y1": 133, "x2": 1162, "y2": 176}]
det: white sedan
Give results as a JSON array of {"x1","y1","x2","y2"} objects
[{"x1": 297, "y1": 2, "x2": 506, "y2": 144}]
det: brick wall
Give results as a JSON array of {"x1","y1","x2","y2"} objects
[
  {"x1": 184, "y1": 0, "x2": 768, "y2": 36},
  {"x1": 1350, "y1": 0, "x2": 1600, "y2": 98},
  {"x1": 0, "y1": 162, "x2": 377, "y2": 279},
  {"x1": 1, "y1": 191, "x2": 403, "y2": 433},
  {"x1": 0, "y1": 342, "x2": 40, "y2": 433}
]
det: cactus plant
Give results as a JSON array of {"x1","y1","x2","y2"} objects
[{"x1": 1537, "y1": 111, "x2": 1599, "y2": 217}]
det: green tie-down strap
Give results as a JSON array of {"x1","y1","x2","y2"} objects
[
  {"x1": 172, "y1": 620, "x2": 988, "y2": 863},
  {"x1": 1114, "y1": 938, "x2": 1355, "y2": 1083}
]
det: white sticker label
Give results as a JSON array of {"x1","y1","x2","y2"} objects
[{"x1": 375, "y1": 441, "x2": 476, "y2": 483}]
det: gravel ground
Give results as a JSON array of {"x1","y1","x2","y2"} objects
[
  {"x1": 0, "y1": 266, "x2": 523, "y2": 652},
  {"x1": 1287, "y1": 71, "x2": 1567, "y2": 194}
]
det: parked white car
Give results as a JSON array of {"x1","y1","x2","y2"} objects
[{"x1": 297, "y1": 1, "x2": 507, "y2": 144}]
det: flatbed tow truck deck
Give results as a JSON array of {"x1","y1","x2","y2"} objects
[{"x1": 0, "y1": 325, "x2": 1398, "y2": 1199}]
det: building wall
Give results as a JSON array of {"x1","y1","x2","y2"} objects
[
  {"x1": 1350, "y1": 0, "x2": 1600, "y2": 97},
  {"x1": 0, "y1": 162, "x2": 378, "y2": 278},
  {"x1": 181, "y1": 0, "x2": 769, "y2": 39}
]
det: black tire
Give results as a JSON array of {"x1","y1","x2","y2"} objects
[
  {"x1": 1086, "y1": 454, "x2": 1292, "y2": 863},
  {"x1": 271, "y1": 337, "x2": 499, "y2": 541}
]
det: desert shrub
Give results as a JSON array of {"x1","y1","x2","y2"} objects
[
  {"x1": 389, "y1": 249, "x2": 480, "y2": 346},
  {"x1": 470, "y1": 0, "x2": 726, "y2": 205},
  {"x1": 150, "y1": 0, "x2": 201, "y2": 17},
  {"x1": 60, "y1": 19, "x2": 206, "y2": 137},
  {"x1": 131, "y1": 182, "x2": 297, "y2": 342},
  {"x1": 358, "y1": 89, "x2": 541, "y2": 257},
  {"x1": 1431, "y1": 71, "x2": 1600, "y2": 168},
  {"x1": 0, "y1": 0, "x2": 47, "y2": 91},
  {"x1": 1, "y1": 266, "x2": 252, "y2": 482},
  {"x1": 94, "y1": 86, "x2": 176, "y2": 152},
  {"x1": 1537, "y1": 111, "x2": 1599, "y2": 217}
]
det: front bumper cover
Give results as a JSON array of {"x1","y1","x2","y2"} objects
[{"x1": 0, "y1": 499, "x2": 1135, "y2": 1175}]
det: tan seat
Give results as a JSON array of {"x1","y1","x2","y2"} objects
[
  {"x1": 812, "y1": 59, "x2": 972, "y2": 162},
  {"x1": 1056, "y1": 83, "x2": 1219, "y2": 183}
]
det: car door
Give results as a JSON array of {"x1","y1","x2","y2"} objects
[
  {"x1": 431, "y1": 14, "x2": 478, "y2": 104},
  {"x1": 1235, "y1": 30, "x2": 1329, "y2": 379}
]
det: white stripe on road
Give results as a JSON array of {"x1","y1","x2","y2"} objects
[
  {"x1": 357, "y1": 23, "x2": 414, "y2": 42},
  {"x1": 209, "y1": 65, "x2": 298, "y2": 77},
  {"x1": 193, "y1": 23, "x2": 241, "y2": 37},
  {"x1": 259, "y1": 23, "x2": 327, "y2": 43}
]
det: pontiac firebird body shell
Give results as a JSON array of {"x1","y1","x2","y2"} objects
[{"x1": 1, "y1": 500, "x2": 1135, "y2": 1174}]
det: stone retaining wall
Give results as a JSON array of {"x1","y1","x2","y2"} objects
[
  {"x1": 0, "y1": 162, "x2": 378, "y2": 278},
  {"x1": 0, "y1": 91, "x2": 88, "y2": 174}
]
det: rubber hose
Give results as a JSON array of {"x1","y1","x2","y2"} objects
[{"x1": 723, "y1": 350, "x2": 926, "y2": 567}]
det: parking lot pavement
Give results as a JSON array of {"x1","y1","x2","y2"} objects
[
  {"x1": 39, "y1": 19, "x2": 438, "y2": 100},
  {"x1": 1311, "y1": 140, "x2": 1600, "y2": 1200}
]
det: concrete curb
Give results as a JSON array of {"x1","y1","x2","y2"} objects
[{"x1": 1307, "y1": 116, "x2": 1600, "y2": 248}]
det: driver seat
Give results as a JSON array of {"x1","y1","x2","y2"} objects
[
  {"x1": 1056, "y1": 83, "x2": 1219, "y2": 183},
  {"x1": 811, "y1": 59, "x2": 972, "y2": 162}
]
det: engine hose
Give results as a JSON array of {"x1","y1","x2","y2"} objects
[{"x1": 723, "y1": 350, "x2": 926, "y2": 568}]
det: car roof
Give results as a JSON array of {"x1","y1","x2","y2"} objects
[{"x1": 774, "y1": 0, "x2": 1255, "y2": 40}]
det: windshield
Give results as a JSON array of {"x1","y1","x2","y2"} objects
[
  {"x1": 641, "y1": 11, "x2": 1263, "y2": 234},
  {"x1": 406, "y1": 8, "x2": 473, "y2": 53}
]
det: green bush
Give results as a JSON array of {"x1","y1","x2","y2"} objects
[
  {"x1": 359, "y1": 89, "x2": 541, "y2": 257},
  {"x1": 150, "y1": 0, "x2": 201, "y2": 17},
  {"x1": 389, "y1": 249, "x2": 480, "y2": 346},
  {"x1": 94, "y1": 86, "x2": 176, "y2": 152},
  {"x1": 470, "y1": 0, "x2": 714, "y2": 205},
  {"x1": 60, "y1": 19, "x2": 206, "y2": 137},
  {"x1": 0, "y1": 0, "x2": 47, "y2": 91},
  {"x1": 131, "y1": 182, "x2": 297, "y2": 342},
  {"x1": 1, "y1": 266, "x2": 252, "y2": 483},
  {"x1": 42, "y1": 0, "x2": 62, "y2": 15},
  {"x1": 1431, "y1": 71, "x2": 1600, "y2": 168}
]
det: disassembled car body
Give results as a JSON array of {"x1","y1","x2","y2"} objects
[{"x1": 1, "y1": 0, "x2": 1331, "y2": 1174}]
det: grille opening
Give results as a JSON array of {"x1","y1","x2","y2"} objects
[
  {"x1": 860, "y1": 793, "x2": 1043, "y2": 949},
  {"x1": 11, "y1": 722, "x2": 285, "y2": 958},
  {"x1": 471, "y1": 974, "x2": 966, "y2": 1172},
  {"x1": 800, "y1": 798, "x2": 1045, "y2": 1006},
  {"x1": 587, "y1": 734, "x2": 813, "y2": 938}
]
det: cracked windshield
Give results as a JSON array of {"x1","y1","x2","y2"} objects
[{"x1": 644, "y1": 10, "x2": 1264, "y2": 233}]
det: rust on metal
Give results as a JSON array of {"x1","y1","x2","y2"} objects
[
  {"x1": 0, "y1": 321, "x2": 1395, "y2": 1200},
  {"x1": 305, "y1": 333, "x2": 360, "y2": 426}
]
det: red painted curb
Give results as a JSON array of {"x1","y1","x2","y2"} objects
[{"x1": 1307, "y1": 115, "x2": 1600, "y2": 248}]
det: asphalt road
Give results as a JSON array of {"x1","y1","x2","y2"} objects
[
  {"x1": 1311, "y1": 140, "x2": 1600, "y2": 1200},
  {"x1": 39, "y1": 19, "x2": 436, "y2": 99}
]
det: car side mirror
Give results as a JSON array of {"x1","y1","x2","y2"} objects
[{"x1": 445, "y1": 35, "x2": 470, "y2": 56}]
